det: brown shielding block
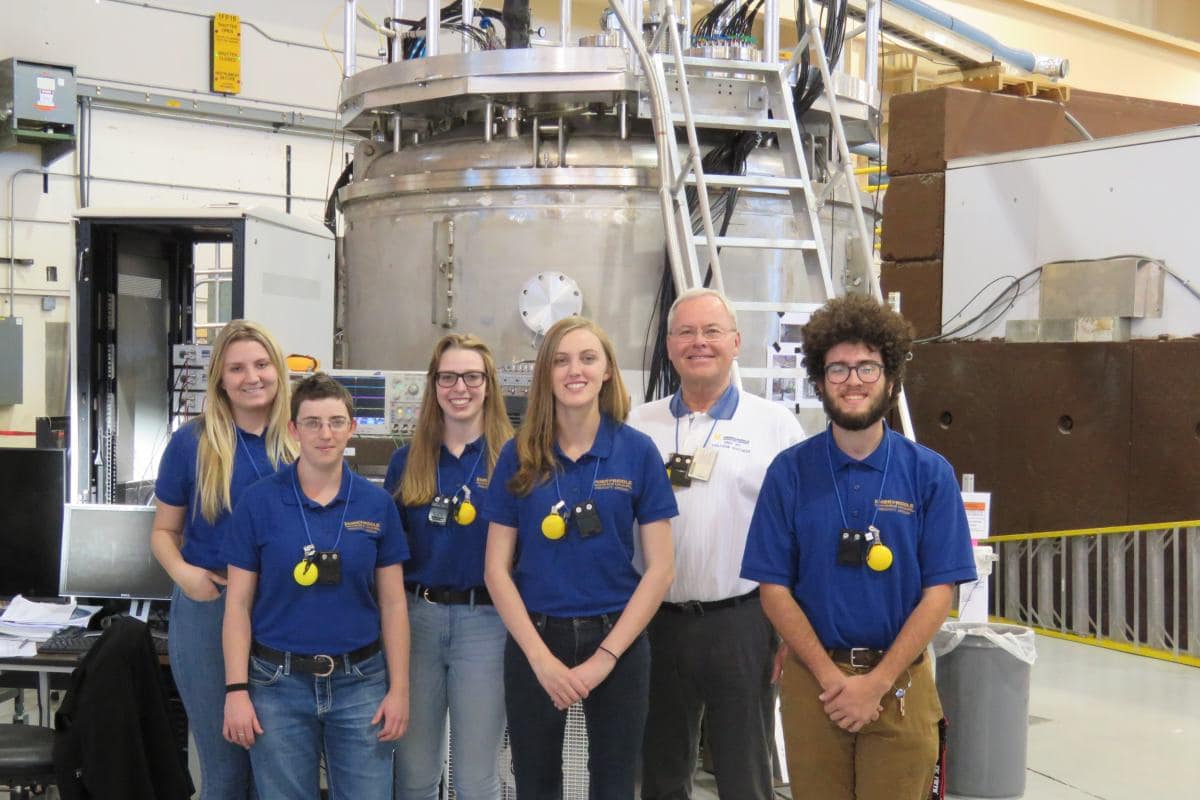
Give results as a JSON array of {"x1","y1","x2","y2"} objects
[
  {"x1": 1128, "y1": 338, "x2": 1200, "y2": 525},
  {"x1": 881, "y1": 260, "x2": 942, "y2": 339},
  {"x1": 888, "y1": 87, "x2": 1075, "y2": 176},
  {"x1": 880, "y1": 173, "x2": 945, "y2": 261},
  {"x1": 905, "y1": 342, "x2": 1131, "y2": 534},
  {"x1": 1066, "y1": 89, "x2": 1200, "y2": 140}
]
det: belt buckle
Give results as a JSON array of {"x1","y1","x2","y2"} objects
[
  {"x1": 313, "y1": 654, "x2": 335, "y2": 677},
  {"x1": 420, "y1": 586, "x2": 435, "y2": 605},
  {"x1": 848, "y1": 648, "x2": 873, "y2": 669}
]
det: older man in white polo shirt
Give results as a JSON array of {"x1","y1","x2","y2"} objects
[{"x1": 631, "y1": 288, "x2": 805, "y2": 800}]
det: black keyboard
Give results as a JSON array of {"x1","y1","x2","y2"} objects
[{"x1": 38, "y1": 629, "x2": 169, "y2": 656}]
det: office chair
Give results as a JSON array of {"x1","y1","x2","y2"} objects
[{"x1": 0, "y1": 722, "x2": 56, "y2": 798}]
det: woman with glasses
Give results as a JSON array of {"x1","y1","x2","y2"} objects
[
  {"x1": 484, "y1": 316, "x2": 677, "y2": 798},
  {"x1": 151, "y1": 320, "x2": 297, "y2": 799},
  {"x1": 384, "y1": 334, "x2": 514, "y2": 800}
]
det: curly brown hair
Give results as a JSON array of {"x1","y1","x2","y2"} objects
[{"x1": 800, "y1": 295, "x2": 914, "y2": 400}]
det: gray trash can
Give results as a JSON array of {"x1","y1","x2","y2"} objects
[{"x1": 933, "y1": 622, "x2": 1037, "y2": 799}]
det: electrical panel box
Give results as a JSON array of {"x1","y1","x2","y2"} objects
[
  {"x1": 0, "y1": 316, "x2": 24, "y2": 405},
  {"x1": 0, "y1": 59, "x2": 77, "y2": 164}
]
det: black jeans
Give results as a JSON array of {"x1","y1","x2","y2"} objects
[
  {"x1": 504, "y1": 614, "x2": 651, "y2": 800},
  {"x1": 640, "y1": 598, "x2": 778, "y2": 800}
]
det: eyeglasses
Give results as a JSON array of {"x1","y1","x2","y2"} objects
[
  {"x1": 435, "y1": 371, "x2": 486, "y2": 388},
  {"x1": 669, "y1": 326, "x2": 735, "y2": 342},
  {"x1": 824, "y1": 361, "x2": 885, "y2": 384},
  {"x1": 297, "y1": 416, "x2": 351, "y2": 433}
]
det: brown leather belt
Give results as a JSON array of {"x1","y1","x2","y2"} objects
[
  {"x1": 828, "y1": 647, "x2": 925, "y2": 670},
  {"x1": 251, "y1": 640, "x2": 381, "y2": 677}
]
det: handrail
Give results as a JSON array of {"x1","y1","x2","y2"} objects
[{"x1": 979, "y1": 520, "x2": 1199, "y2": 667}]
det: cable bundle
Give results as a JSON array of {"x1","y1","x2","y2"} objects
[
  {"x1": 692, "y1": 0, "x2": 765, "y2": 47},
  {"x1": 793, "y1": 0, "x2": 848, "y2": 117},
  {"x1": 400, "y1": 0, "x2": 504, "y2": 58}
]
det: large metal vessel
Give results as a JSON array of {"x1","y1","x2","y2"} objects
[{"x1": 336, "y1": 9, "x2": 880, "y2": 404}]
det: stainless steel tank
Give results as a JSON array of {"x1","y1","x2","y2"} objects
[{"x1": 337, "y1": 46, "x2": 878, "y2": 402}]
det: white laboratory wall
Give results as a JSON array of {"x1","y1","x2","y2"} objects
[
  {"x1": 941, "y1": 126, "x2": 1200, "y2": 339},
  {"x1": 0, "y1": 0, "x2": 395, "y2": 442}
]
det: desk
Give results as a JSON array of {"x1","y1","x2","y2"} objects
[
  {"x1": 1, "y1": 647, "x2": 172, "y2": 728},
  {"x1": 0, "y1": 654, "x2": 77, "y2": 727}
]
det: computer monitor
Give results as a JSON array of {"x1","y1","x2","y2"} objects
[
  {"x1": 0, "y1": 448, "x2": 67, "y2": 597},
  {"x1": 59, "y1": 504, "x2": 174, "y2": 617}
]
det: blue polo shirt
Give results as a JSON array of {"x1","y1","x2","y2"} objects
[
  {"x1": 741, "y1": 425, "x2": 976, "y2": 650},
  {"x1": 154, "y1": 419, "x2": 279, "y2": 571},
  {"x1": 224, "y1": 462, "x2": 409, "y2": 654},
  {"x1": 486, "y1": 415, "x2": 678, "y2": 617},
  {"x1": 383, "y1": 436, "x2": 496, "y2": 591}
]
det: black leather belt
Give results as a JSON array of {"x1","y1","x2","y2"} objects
[
  {"x1": 661, "y1": 588, "x2": 759, "y2": 615},
  {"x1": 407, "y1": 584, "x2": 492, "y2": 605},
  {"x1": 251, "y1": 640, "x2": 381, "y2": 677},
  {"x1": 530, "y1": 612, "x2": 614, "y2": 628},
  {"x1": 828, "y1": 647, "x2": 925, "y2": 670}
]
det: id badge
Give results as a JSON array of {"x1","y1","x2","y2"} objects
[
  {"x1": 687, "y1": 446, "x2": 718, "y2": 481},
  {"x1": 574, "y1": 501, "x2": 603, "y2": 538},
  {"x1": 428, "y1": 495, "x2": 452, "y2": 527},
  {"x1": 836, "y1": 528, "x2": 867, "y2": 566},
  {"x1": 314, "y1": 551, "x2": 342, "y2": 585},
  {"x1": 667, "y1": 453, "x2": 693, "y2": 488}
]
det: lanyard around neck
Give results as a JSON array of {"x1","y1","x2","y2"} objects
[
  {"x1": 825, "y1": 427, "x2": 892, "y2": 532},
  {"x1": 236, "y1": 429, "x2": 265, "y2": 480},
  {"x1": 673, "y1": 412, "x2": 721, "y2": 456},
  {"x1": 435, "y1": 440, "x2": 486, "y2": 499},
  {"x1": 291, "y1": 465, "x2": 354, "y2": 552}
]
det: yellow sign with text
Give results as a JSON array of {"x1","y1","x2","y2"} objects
[{"x1": 211, "y1": 13, "x2": 241, "y2": 94}]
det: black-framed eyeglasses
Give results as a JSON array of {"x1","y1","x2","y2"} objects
[
  {"x1": 824, "y1": 361, "x2": 884, "y2": 384},
  {"x1": 435, "y1": 371, "x2": 487, "y2": 388}
]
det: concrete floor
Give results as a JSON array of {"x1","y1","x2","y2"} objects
[
  {"x1": 7, "y1": 634, "x2": 1197, "y2": 799},
  {"x1": 691, "y1": 634, "x2": 1200, "y2": 800}
]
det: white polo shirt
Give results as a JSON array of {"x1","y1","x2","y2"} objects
[{"x1": 629, "y1": 384, "x2": 805, "y2": 603}]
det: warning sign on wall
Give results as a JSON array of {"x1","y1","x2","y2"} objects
[{"x1": 211, "y1": 12, "x2": 241, "y2": 94}]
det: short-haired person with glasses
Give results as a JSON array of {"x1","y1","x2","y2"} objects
[
  {"x1": 384, "y1": 334, "x2": 514, "y2": 800},
  {"x1": 741, "y1": 295, "x2": 977, "y2": 800},
  {"x1": 222, "y1": 373, "x2": 411, "y2": 800},
  {"x1": 629, "y1": 288, "x2": 804, "y2": 800}
]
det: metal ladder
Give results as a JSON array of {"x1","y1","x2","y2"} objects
[{"x1": 609, "y1": 0, "x2": 915, "y2": 438}]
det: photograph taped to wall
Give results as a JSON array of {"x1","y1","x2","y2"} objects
[{"x1": 767, "y1": 311, "x2": 821, "y2": 409}]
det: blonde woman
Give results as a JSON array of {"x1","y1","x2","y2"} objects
[
  {"x1": 152, "y1": 320, "x2": 296, "y2": 799},
  {"x1": 484, "y1": 316, "x2": 677, "y2": 798},
  {"x1": 385, "y1": 334, "x2": 514, "y2": 800}
]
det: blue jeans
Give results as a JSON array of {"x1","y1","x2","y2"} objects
[
  {"x1": 504, "y1": 614, "x2": 651, "y2": 800},
  {"x1": 169, "y1": 584, "x2": 255, "y2": 800},
  {"x1": 248, "y1": 649, "x2": 395, "y2": 800},
  {"x1": 393, "y1": 595, "x2": 507, "y2": 800}
]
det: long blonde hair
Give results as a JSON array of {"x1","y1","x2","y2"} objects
[
  {"x1": 398, "y1": 334, "x2": 514, "y2": 507},
  {"x1": 196, "y1": 320, "x2": 297, "y2": 522},
  {"x1": 509, "y1": 316, "x2": 629, "y2": 497}
]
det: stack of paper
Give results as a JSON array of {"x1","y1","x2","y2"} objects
[{"x1": 0, "y1": 595, "x2": 101, "y2": 652}]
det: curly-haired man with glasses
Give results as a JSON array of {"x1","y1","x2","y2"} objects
[{"x1": 741, "y1": 294, "x2": 976, "y2": 800}]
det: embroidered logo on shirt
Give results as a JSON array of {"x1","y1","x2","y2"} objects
[
  {"x1": 344, "y1": 519, "x2": 382, "y2": 533},
  {"x1": 593, "y1": 478, "x2": 633, "y2": 493},
  {"x1": 874, "y1": 499, "x2": 915, "y2": 515},
  {"x1": 475, "y1": 476, "x2": 490, "y2": 489},
  {"x1": 710, "y1": 433, "x2": 751, "y2": 454}
]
